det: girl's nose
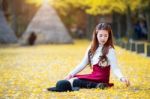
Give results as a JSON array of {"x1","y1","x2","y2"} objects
[{"x1": 101, "y1": 37, "x2": 105, "y2": 40}]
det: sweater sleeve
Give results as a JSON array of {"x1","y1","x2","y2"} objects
[
  {"x1": 68, "y1": 45, "x2": 90, "y2": 76},
  {"x1": 107, "y1": 48, "x2": 124, "y2": 80}
]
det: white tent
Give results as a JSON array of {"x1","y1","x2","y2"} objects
[{"x1": 20, "y1": 4, "x2": 73, "y2": 45}]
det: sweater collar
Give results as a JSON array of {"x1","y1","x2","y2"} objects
[{"x1": 98, "y1": 44, "x2": 103, "y2": 48}]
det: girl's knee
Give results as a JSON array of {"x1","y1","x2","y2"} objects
[{"x1": 68, "y1": 77, "x2": 78, "y2": 87}]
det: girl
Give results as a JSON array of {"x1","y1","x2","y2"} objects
[
  {"x1": 65, "y1": 23, "x2": 130, "y2": 89},
  {"x1": 48, "y1": 23, "x2": 130, "y2": 92}
]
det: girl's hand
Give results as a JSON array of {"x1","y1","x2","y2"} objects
[
  {"x1": 64, "y1": 74, "x2": 73, "y2": 80},
  {"x1": 120, "y1": 77, "x2": 130, "y2": 87}
]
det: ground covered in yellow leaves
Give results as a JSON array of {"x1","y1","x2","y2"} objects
[{"x1": 0, "y1": 40, "x2": 150, "y2": 99}]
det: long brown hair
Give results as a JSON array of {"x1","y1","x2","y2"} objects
[{"x1": 88, "y1": 23, "x2": 114, "y2": 66}]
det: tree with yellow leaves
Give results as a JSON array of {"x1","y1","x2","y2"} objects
[{"x1": 52, "y1": 0, "x2": 142, "y2": 40}]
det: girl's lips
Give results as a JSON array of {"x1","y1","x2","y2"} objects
[{"x1": 101, "y1": 41, "x2": 106, "y2": 43}]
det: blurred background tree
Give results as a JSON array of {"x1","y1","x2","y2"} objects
[
  {"x1": 0, "y1": 0, "x2": 150, "y2": 43},
  {"x1": 52, "y1": 0, "x2": 150, "y2": 42},
  {"x1": 1, "y1": 0, "x2": 39, "y2": 37},
  {"x1": 0, "y1": 0, "x2": 17, "y2": 43}
]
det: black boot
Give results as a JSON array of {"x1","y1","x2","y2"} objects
[{"x1": 96, "y1": 83, "x2": 108, "y2": 89}]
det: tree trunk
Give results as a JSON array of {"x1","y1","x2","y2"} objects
[
  {"x1": 0, "y1": 0, "x2": 2, "y2": 8},
  {"x1": 146, "y1": 12, "x2": 150, "y2": 42},
  {"x1": 126, "y1": 5, "x2": 133, "y2": 40},
  {"x1": 86, "y1": 14, "x2": 95, "y2": 39},
  {"x1": 8, "y1": 0, "x2": 18, "y2": 35},
  {"x1": 116, "y1": 13, "x2": 121, "y2": 39}
]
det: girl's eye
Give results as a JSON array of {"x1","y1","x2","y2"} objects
[
  {"x1": 105, "y1": 35, "x2": 108, "y2": 37},
  {"x1": 99, "y1": 34, "x2": 103, "y2": 37},
  {"x1": 98, "y1": 34, "x2": 108, "y2": 37}
]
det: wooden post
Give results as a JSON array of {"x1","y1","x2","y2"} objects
[
  {"x1": 136, "y1": 42, "x2": 145, "y2": 53},
  {"x1": 131, "y1": 42, "x2": 136, "y2": 51},
  {"x1": 147, "y1": 44, "x2": 150, "y2": 57},
  {"x1": 122, "y1": 41, "x2": 126, "y2": 48},
  {"x1": 126, "y1": 42, "x2": 131, "y2": 50}
]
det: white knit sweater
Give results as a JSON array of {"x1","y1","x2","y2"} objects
[{"x1": 68, "y1": 45, "x2": 124, "y2": 80}]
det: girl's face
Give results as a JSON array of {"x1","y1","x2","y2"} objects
[{"x1": 97, "y1": 30, "x2": 109, "y2": 45}]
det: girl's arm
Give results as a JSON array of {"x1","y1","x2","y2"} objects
[
  {"x1": 107, "y1": 48, "x2": 124, "y2": 80},
  {"x1": 65, "y1": 45, "x2": 90, "y2": 79},
  {"x1": 107, "y1": 48, "x2": 130, "y2": 86}
]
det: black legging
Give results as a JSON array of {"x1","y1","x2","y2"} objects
[{"x1": 73, "y1": 79, "x2": 99, "y2": 88}]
